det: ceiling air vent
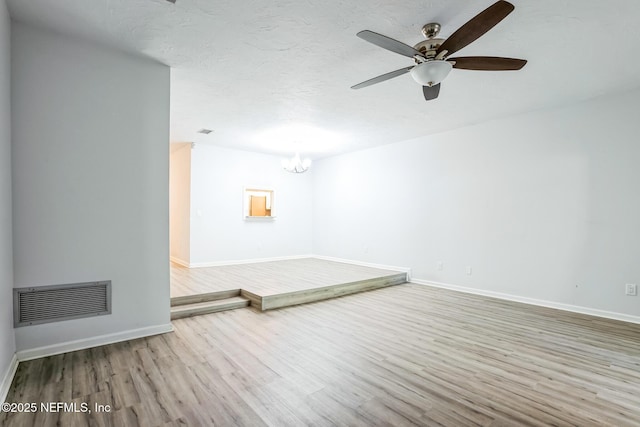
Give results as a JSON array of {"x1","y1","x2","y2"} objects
[
  {"x1": 197, "y1": 128, "x2": 213, "y2": 134},
  {"x1": 14, "y1": 281, "x2": 112, "y2": 327}
]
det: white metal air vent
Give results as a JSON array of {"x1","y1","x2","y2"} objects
[{"x1": 13, "y1": 281, "x2": 112, "y2": 327}]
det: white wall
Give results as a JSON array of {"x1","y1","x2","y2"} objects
[
  {"x1": 313, "y1": 88, "x2": 640, "y2": 318},
  {"x1": 190, "y1": 145, "x2": 313, "y2": 265},
  {"x1": 11, "y1": 22, "x2": 171, "y2": 352},
  {"x1": 0, "y1": 0, "x2": 16, "y2": 398},
  {"x1": 170, "y1": 143, "x2": 191, "y2": 265}
]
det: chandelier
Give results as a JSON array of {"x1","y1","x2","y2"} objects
[{"x1": 281, "y1": 153, "x2": 311, "y2": 174}]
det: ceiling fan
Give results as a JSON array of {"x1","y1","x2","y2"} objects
[{"x1": 351, "y1": 0, "x2": 527, "y2": 101}]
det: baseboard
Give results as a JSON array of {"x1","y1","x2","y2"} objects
[
  {"x1": 189, "y1": 254, "x2": 314, "y2": 268},
  {"x1": 1, "y1": 353, "x2": 18, "y2": 403},
  {"x1": 16, "y1": 323, "x2": 174, "y2": 362},
  {"x1": 411, "y1": 278, "x2": 640, "y2": 325},
  {"x1": 312, "y1": 255, "x2": 412, "y2": 280},
  {"x1": 170, "y1": 256, "x2": 190, "y2": 267}
]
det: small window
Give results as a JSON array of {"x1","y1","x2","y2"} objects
[{"x1": 244, "y1": 188, "x2": 275, "y2": 219}]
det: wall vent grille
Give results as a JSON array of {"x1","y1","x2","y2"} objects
[{"x1": 14, "y1": 281, "x2": 111, "y2": 327}]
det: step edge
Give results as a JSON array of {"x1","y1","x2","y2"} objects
[
  {"x1": 170, "y1": 301, "x2": 249, "y2": 319},
  {"x1": 262, "y1": 276, "x2": 407, "y2": 310},
  {"x1": 171, "y1": 289, "x2": 241, "y2": 307},
  {"x1": 259, "y1": 273, "x2": 406, "y2": 300},
  {"x1": 171, "y1": 298, "x2": 249, "y2": 313}
]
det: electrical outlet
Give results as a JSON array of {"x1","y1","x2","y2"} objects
[
  {"x1": 466, "y1": 266, "x2": 472, "y2": 276},
  {"x1": 626, "y1": 284, "x2": 637, "y2": 296},
  {"x1": 437, "y1": 261, "x2": 443, "y2": 271}
]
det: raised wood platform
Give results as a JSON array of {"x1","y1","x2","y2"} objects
[{"x1": 170, "y1": 258, "x2": 408, "y2": 314}]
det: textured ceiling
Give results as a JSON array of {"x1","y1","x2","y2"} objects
[{"x1": 7, "y1": 0, "x2": 640, "y2": 158}]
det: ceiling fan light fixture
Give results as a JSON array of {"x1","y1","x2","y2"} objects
[{"x1": 410, "y1": 60, "x2": 453, "y2": 87}]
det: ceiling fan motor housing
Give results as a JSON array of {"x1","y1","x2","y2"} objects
[{"x1": 413, "y1": 38, "x2": 444, "y2": 58}]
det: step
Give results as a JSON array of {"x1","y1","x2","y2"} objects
[
  {"x1": 170, "y1": 296, "x2": 250, "y2": 320},
  {"x1": 171, "y1": 289, "x2": 241, "y2": 307}
]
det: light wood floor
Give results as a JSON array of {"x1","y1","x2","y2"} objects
[
  {"x1": 170, "y1": 258, "x2": 404, "y2": 298},
  {"x1": 4, "y1": 284, "x2": 640, "y2": 426}
]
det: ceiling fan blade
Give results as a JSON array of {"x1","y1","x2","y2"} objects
[
  {"x1": 450, "y1": 56, "x2": 526, "y2": 70},
  {"x1": 423, "y1": 84, "x2": 441, "y2": 101},
  {"x1": 357, "y1": 30, "x2": 424, "y2": 58},
  {"x1": 437, "y1": 1, "x2": 515, "y2": 57},
  {"x1": 351, "y1": 66, "x2": 414, "y2": 90}
]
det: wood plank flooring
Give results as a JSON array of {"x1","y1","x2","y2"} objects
[
  {"x1": 4, "y1": 284, "x2": 640, "y2": 426},
  {"x1": 170, "y1": 258, "x2": 406, "y2": 299}
]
